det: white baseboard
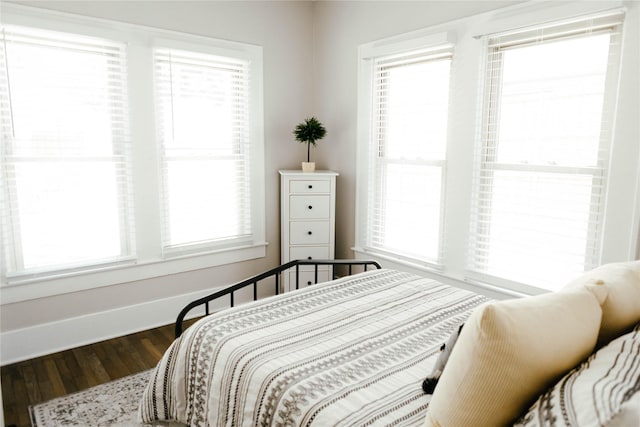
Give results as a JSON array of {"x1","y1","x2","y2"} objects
[{"x1": 0, "y1": 288, "x2": 229, "y2": 366}]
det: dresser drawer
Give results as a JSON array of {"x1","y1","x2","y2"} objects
[
  {"x1": 290, "y1": 246, "x2": 329, "y2": 271},
  {"x1": 290, "y1": 222, "x2": 330, "y2": 244},
  {"x1": 290, "y1": 180, "x2": 331, "y2": 194},
  {"x1": 288, "y1": 270, "x2": 331, "y2": 291},
  {"x1": 290, "y1": 195, "x2": 330, "y2": 219},
  {"x1": 290, "y1": 246, "x2": 329, "y2": 261}
]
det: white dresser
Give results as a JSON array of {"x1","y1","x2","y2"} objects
[{"x1": 279, "y1": 170, "x2": 338, "y2": 292}]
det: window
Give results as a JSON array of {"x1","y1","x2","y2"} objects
[
  {"x1": 0, "y1": 6, "x2": 265, "y2": 298},
  {"x1": 0, "y1": 25, "x2": 134, "y2": 278},
  {"x1": 363, "y1": 42, "x2": 454, "y2": 265},
  {"x1": 356, "y1": 6, "x2": 638, "y2": 295},
  {"x1": 468, "y1": 13, "x2": 624, "y2": 290},
  {"x1": 154, "y1": 48, "x2": 253, "y2": 255}
]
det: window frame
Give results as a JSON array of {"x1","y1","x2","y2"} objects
[
  {"x1": 356, "y1": 32, "x2": 456, "y2": 269},
  {"x1": 152, "y1": 41, "x2": 258, "y2": 257},
  {"x1": 355, "y1": 1, "x2": 640, "y2": 296},
  {"x1": 466, "y1": 17, "x2": 623, "y2": 290},
  {"x1": 0, "y1": 4, "x2": 266, "y2": 303},
  {"x1": 0, "y1": 23, "x2": 136, "y2": 280},
  {"x1": 369, "y1": 48, "x2": 453, "y2": 265}
]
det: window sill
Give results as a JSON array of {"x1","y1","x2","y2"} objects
[
  {"x1": 352, "y1": 246, "x2": 529, "y2": 300},
  {"x1": 1, "y1": 242, "x2": 267, "y2": 304}
]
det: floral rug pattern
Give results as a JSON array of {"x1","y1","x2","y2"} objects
[{"x1": 29, "y1": 369, "x2": 182, "y2": 426}]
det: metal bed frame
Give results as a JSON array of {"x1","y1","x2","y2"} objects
[{"x1": 175, "y1": 259, "x2": 382, "y2": 337}]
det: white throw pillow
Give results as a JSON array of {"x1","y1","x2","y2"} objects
[
  {"x1": 425, "y1": 287, "x2": 603, "y2": 427},
  {"x1": 564, "y1": 260, "x2": 640, "y2": 346}
]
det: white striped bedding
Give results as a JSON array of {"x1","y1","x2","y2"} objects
[
  {"x1": 515, "y1": 323, "x2": 640, "y2": 427},
  {"x1": 138, "y1": 269, "x2": 489, "y2": 426}
]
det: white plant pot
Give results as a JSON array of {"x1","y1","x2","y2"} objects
[{"x1": 302, "y1": 162, "x2": 316, "y2": 173}]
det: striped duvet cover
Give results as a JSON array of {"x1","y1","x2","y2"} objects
[
  {"x1": 138, "y1": 269, "x2": 488, "y2": 426},
  {"x1": 515, "y1": 322, "x2": 640, "y2": 427}
]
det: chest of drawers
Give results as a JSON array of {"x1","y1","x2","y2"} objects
[{"x1": 279, "y1": 170, "x2": 338, "y2": 292}]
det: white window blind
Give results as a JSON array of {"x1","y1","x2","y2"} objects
[
  {"x1": 154, "y1": 48, "x2": 252, "y2": 255},
  {"x1": 367, "y1": 46, "x2": 453, "y2": 264},
  {"x1": 0, "y1": 25, "x2": 134, "y2": 277},
  {"x1": 468, "y1": 12, "x2": 624, "y2": 290}
]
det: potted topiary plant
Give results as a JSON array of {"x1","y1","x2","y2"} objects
[{"x1": 293, "y1": 116, "x2": 326, "y2": 172}]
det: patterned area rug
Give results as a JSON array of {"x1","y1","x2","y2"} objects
[{"x1": 29, "y1": 369, "x2": 183, "y2": 426}]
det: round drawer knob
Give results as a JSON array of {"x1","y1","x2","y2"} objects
[
  {"x1": 307, "y1": 281, "x2": 312, "y2": 285},
  {"x1": 307, "y1": 256, "x2": 312, "y2": 260},
  {"x1": 308, "y1": 185, "x2": 313, "y2": 189},
  {"x1": 308, "y1": 205, "x2": 313, "y2": 210},
  {"x1": 307, "y1": 231, "x2": 312, "y2": 235}
]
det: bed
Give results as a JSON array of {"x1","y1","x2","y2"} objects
[{"x1": 139, "y1": 259, "x2": 640, "y2": 426}]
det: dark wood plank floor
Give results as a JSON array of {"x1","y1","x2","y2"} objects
[{"x1": 1, "y1": 320, "x2": 197, "y2": 427}]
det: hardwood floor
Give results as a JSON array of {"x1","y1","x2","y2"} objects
[{"x1": 1, "y1": 320, "x2": 197, "y2": 427}]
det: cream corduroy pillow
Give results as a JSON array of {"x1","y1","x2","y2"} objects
[
  {"x1": 425, "y1": 287, "x2": 603, "y2": 427},
  {"x1": 564, "y1": 261, "x2": 640, "y2": 346}
]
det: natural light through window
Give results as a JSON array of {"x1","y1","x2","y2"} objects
[
  {"x1": 470, "y1": 24, "x2": 620, "y2": 289},
  {"x1": 154, "y1": 49, "x2": 251, "y2": 252},
  {"x1": 1, "y1": 9, "x2": 265, "y2": 291},
  {"x1": 1, "y1": 26, "x2": 132, "y2": 275},
  {"x1": 370, "y1": 49, "x2": 452, "y2": 263}
]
